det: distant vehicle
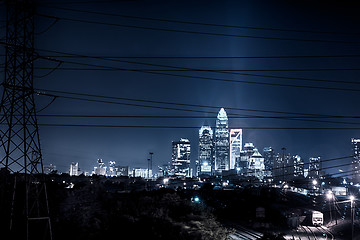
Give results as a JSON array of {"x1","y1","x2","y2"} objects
[{"x1": 312, "y1": 211, "x2": 323, "y2": 226}]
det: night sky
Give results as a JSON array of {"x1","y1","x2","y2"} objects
[{"x1": 1, "y1": 0, "x2": 360, "y2": 175}]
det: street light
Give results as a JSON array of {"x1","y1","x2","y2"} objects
[
  {"x1": 326, "y1": 191, "x2": 333, "y2": 224},
  {"x1": 350, "y1": 195, "x2": 355, "y2": 240}
]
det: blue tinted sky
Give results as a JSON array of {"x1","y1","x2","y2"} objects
[{"x1": 1, "y1": 0, "x2": 360, "y2": 174}]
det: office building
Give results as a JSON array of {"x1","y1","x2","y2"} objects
[
  {"x1": 263, "y1": 147, "x2": 274, "y2": 177},
  {"x1": 94, "y1": 158, "x2": 106, "y2": 176},
  {"x1": 237, "y1": 142, "x2": 255, "y2": 175},
  {"x1": 230, "y1": 129, "x2": 242, "y2": 170},
  {"x1": 308, "y1": 157, "x2": 321, "y2": 179},
  {"x1": 247, "y1": 148, "x2": 265, "y2": 180},
  {"x1": 43, "y1": 164, "x2": 56, "y2": 174},
  {"x1": 273, "y1": 152, "x2": 291, "y2": 182},
  {"x1": 114, "y1": 166, "x2": 129, "y2": 177},
  {"x1": 172, "y1": 138, "x2": 191, "y2": 177},
  {"x1": 132, "y1": 168, "x2": 151, "y2": 178},
  {"x1": 214, "y1": 108, "x2": 230, "y2": 173},
  {"x1": 69, "y1": 162, "x2": 79, "y2": 176},
  {"x1": 197, "y1": 126, "x2": 214, "y2": 176},
  {"x1": 293, "y1": 155, "x2": 304, "y2": 177}
]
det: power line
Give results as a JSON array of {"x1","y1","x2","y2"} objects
[
  {"x1": 32, "y1": 87, "x2": 360, "y2": 126},
  {"x1": 34, "y1": 66, "x2": 360, "y2": 73},
  {"x1": 37, "y1": 0, "x2": 121, "y2": 4},
  {"x1": 33, "y1": 49, "x2": 360, "y2": 88},
  {"x1": 36, "y1": 57, "x2": 360, "y2": 92},
  {"x1": 36, "y1": 13, "x2": 360, "y2": 44},
  {"x1": 39, "y1": 6, "x2": 360, "y2": 36},
  {"x1": 27, "y1": 54, "x2": 360, "y2": 59},
  {"x1": 33, "y1": 114, "x2": 360, "y2": 125},
  {"x1": 34, "y1": 113, "x2": 360, "y2": 126},
  {"x1": 3, "y1": 82, "x2": 359, "y2": 125},
  {"x1": 35, "y1": 124, "x2": 360, "y2": 130},
  {"x1": 34, "y1": 114, "x2": 360, "y2": 119},
  {"x1": 31, "y1": 86, "x2": 360, "y2": 121},
  {"x1": 3, "y1": 42, "x2": 359, "y2": 90}
]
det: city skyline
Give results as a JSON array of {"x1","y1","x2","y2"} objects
[
  {"x1": 1, "y1": 0, "x2": 359, "y2": 177},
  {"x1": 2, "y1": 1, "x2": 360, "y2": 239},
  {"x1": 56, "y1": 107, "x2": 358, "y2": 181}
]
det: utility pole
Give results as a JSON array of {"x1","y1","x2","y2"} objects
[
  {"x1": 326, "y1": 191, "x2": 333, "y2": 224},
  {"x1": 0, "y1": 1, "x2": 52, "y2": 239}
]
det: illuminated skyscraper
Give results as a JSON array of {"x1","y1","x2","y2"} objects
[
  {"x1": 237, "y1": 142, "x2": 255, "y2": 175},
  {"x1": 247, "y1": 148, "x2": 265, "y2": 180},
  {"x1": 273, "y1": 152, "x2": 291, "y2": 182},
  {"x1": 94, "y1": 158, "x2": 106, "y2": 176},
  {"x1": 197, "y1": 126, "x2": 214, "y2": 176},
  {"x1": 308, "y1": 157, "x2": 321, "y2": 179},
  {"x1": 237, "y1": 143, "x2": 265, "y2": 179},
  {"x1": 352, "y1": 138, "x2": 360, "y2": 183},
  {"x1": 293, "y1": 155, "x2": 304, "y2": 177},
  {"x1": 230, "y1": 129, "x2": 242, "y2": 170},
  {"x1": 263, "y1": 147, "x2": 274, "y2": 177},
  {"x1": 214, "y1": 108, "x2": 230, "y2": 173},
  {"x1": 172, "y1": 138, "x2": 191, "y2": 177},
  {"x1": 69, "y1": 162, "x2": 79, "y2": 176},
  {"x1": 108, "y1": 161, "x2": 116, "y2": 176}
]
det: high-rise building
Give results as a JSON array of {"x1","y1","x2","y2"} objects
[
  {"x1": 197, "y1": 126, "x2": 214, "y2": 176},
  {"x1": 237, "y1": 142, "x2": 255, "y2": 175},
  {"x1": 44, "y1": 164, "x2": 56, "y2": 174},
  {"x1": 114, "y1": 166, "x2": 129, "y2": 177},
  {"x1": 352, "y1": 138, "x2": 360, "y2": 183},
  {"x1": 263, "y1": 147, "x2": 274, "y2": 177},
  {"x1": 107, "y1": 161, "x2": 116, "y2": 176},
  {"x1": 293, "y1": 155, "x2": 304, "y2": 177},
  {"x1": 247, "y1": 148, "x2": 265, "y2": 180},
  {"x1": 236, "y1": 142, "x2": 265, "y2": 179},
  {"x1": 214, "y1": 108, "x2": 230, "y2": 173},
  {"x1": 172, "y1": 138, "x2": 191, "y2": 177},
  {"x1": 94, "y1": 158, "x2": 106, "y2": 176},
  {"x1": 230, "y1": 129, "x2": 242, "y2": 170},
  {"x1": 69, "y1": 162, "x2": 79, "y2": 176},
  {"x1": 308, "y1": 157, "x2": 321, "y2": 179},
  {"x1": 273, "y1": 152, "x2": 291, "y2": 182},
  {"x1": 132, "y1": 168, "x2": 151, "y2": 178}
]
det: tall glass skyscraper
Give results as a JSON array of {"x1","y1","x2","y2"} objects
[
  {"x1": 214, "y1": 108, "x2": 230, "y2": 173},
  {"x1": 197, "y1": 126, "x2": 214, "y2": 176},
  {"x1": 171, "y1": 138, "x2": 191, "y2": 177},
  {"x1": 230, "y1": 129, "x2": 242, "y2": 170},
  {"x1": 308, "y1": 157, "x2": 321, "y2": 179},
  {"x1": 263, "y1": 147, "x2": 274, "y2": 177}
]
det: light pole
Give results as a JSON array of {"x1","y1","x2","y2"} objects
[
  {"x1": 326, "y1": 191, "x2": 333, "y2": 224},
  {"x1": 350, "y1": 195, "x2": 355, "y2": 240},
  {"x1": 149, "y1": 152, "x2": 153, "y2": 178},
  {"x1": 312, "y1": 179, "x2": 318, "y2": 195}
]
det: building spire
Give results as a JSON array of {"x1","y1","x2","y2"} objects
[{"x1": 217, "y1": 108, "x2": 228, "y2": 120}]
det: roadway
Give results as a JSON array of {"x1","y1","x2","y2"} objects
[
  {"x1": 228, "y1": 225, "x2": 263, "y2": 240},
  {"x1": 285, "y1": 225, "x2": 334, "y2": 240}
]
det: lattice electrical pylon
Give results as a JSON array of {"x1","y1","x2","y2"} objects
[{"x1": 0, "y1": 1, "x2": 52, "y2": 239}]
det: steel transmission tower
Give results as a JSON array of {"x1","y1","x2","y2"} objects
[{"x1": 0, "y1": 0, "x2": 52, "y2": 239}]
